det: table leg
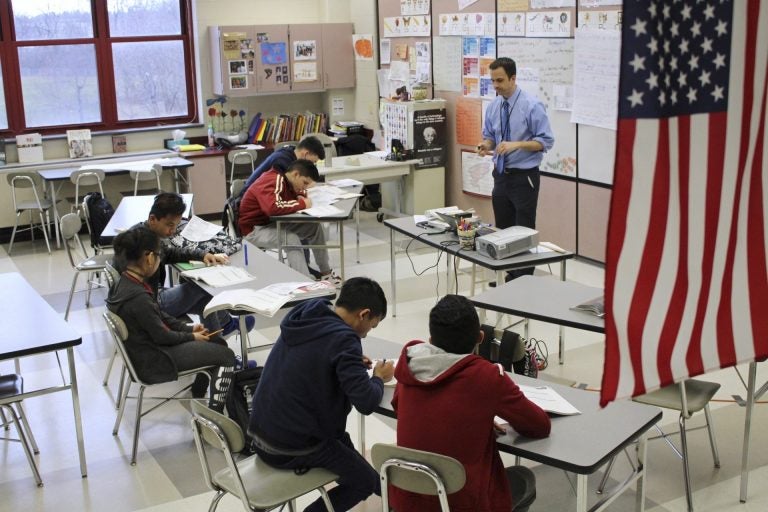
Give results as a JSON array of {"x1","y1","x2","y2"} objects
[
  {"x1": 390, "y1": 228, "x2": 397, "y2": 317},
  {"x1": 356, "y1": 200, "x2": 360, "y2": 264},
  {"x1": 561, "y1": 260, "x2": 567, "y2": 281},
  {"x1": 339, "y1": 220, "x2": 345, "y2": 282},
  {"x1": 395, "y1": 176, "x2": 404, "y2": 216},
  {"x1": 358, "y1": 412, "x2": 366, "y2": 456},
  {"x1": 239, "y1": 315, "x2": 250, "y2": 364},
  {"x1": 49, "y1": 181, "x2": 62, "y2": 248},
  {"x1": 67, "y1": 347, "x2": 88, "y2": 477},
  {"x1": 576, "y1": 474, "x2": 588, "y2": 512},
  {"x1": 740, "y1": 361, "x2": 756, "y2": 502},
  {"x1": 636, "y1": 432, "x2": 648, "y2": 512},
  {"x1": 559, "y1": 261, "x2": 567, "y2": 364},
  {"x1": 276, "y1": 221, "x2": 285, "y2": 264}
]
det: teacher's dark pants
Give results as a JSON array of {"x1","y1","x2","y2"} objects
[
  {"x1": 257, "y1": 432, "x2": 380, "y2": 512},
  {"x1": 492, "y1": 168, "x2": 540, "y2": 279}
]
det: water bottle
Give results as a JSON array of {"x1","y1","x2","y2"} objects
[{"x1": 207, "y1": 124, "x2": 215, "y2": 148}]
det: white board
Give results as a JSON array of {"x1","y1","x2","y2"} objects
[{"x1": 497, "y1": 37, "x2": 576, "y2": 178}]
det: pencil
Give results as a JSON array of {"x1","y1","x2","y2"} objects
[{"x1": 206, "y1": 328, "x2": 224, "y2": 337}]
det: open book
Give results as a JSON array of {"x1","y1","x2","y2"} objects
[
  {"x1": 180, "y1": 265, "x2": 254, "y2": 288},
  {"x1": 203, "y1": 281, "x2": 335, "y2": 318},
  {"x1": 571, "y1": 295, "x2": 605, "y2": 318}
]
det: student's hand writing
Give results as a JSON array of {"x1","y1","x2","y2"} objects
[
  {"x1": 362, "y1": 355, "x2": 373, "y2": 369},
  {"x1": 302, "y1": 197, "x2": 313, "y2": 209},
  {"x1": 493, "y1": 421, "x2": 507, "y2": 436},
  {"x1": 203, "y1": 253, "x2": 229, "y2": 266},
  {"x1": 373, "y1": 359, "x2": 395, "y2": 382}
]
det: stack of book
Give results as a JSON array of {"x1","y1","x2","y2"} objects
[
  {"x1": 329, "y1": 121, "x2": 364, "y2": 136},
  {"x1": 247, "y1": 111, "x2": 329, "y2": 144}
]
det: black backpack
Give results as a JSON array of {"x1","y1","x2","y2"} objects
[
  {"x1": 83, "y1": 192, "x2": 115, "y2": 249},
  {"x1": 225, "y1": 366, "x2": 263, "y2": 453}
]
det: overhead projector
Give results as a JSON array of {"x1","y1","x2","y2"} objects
[{"x1": 475, "y1": 226, "x2": 539, "y2": 260}]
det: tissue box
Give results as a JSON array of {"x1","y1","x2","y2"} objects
[{"x1": 166, "y1": 139, "x2": 189, "y2": 150}]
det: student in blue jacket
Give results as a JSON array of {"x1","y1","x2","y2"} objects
[
  {"x1": 248, "y1": 277, "x2": 394, "y2": 512},
  {"x1": 239, "y1": 136, "x2": 325, "y2": 197}
]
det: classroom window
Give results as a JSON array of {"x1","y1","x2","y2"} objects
[{"x1": 0, "y1": 0, "x2": 196, "y2": 135}]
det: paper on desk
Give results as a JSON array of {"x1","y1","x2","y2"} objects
[
  {"x1": 80, "y1": 158, "x2": 166, "y2": 172},
  {"x1": 518, "y1": 384, "x2": 580, "y2": 415},
  {"x1": 328, "y1": 178, "x2": 364, "y2": 187},
  {"x1": 180, "y1": 215, "x2": 223, "y2": 242},
  {"x1": 301, "y1": 204, "x2": 345, "y2": 217},
  {"x1": 365, "y1": 150, "x2": 389, "y2": 159},
  {"x1": 367, "y1": 358, "x2": 398, "y2": 386},
  {"x1": 236, "y1": 144, "x2": 265, "y2": 150},
  {"x1": 413, "y1": 214, "x2": 428, "y2": 224}
]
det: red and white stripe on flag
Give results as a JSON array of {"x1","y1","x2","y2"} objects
[{"x1": 601, "y1": 0, "x2": 768, "y2": 407}]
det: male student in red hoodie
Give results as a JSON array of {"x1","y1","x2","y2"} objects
[
  {"x1": 392, "y1": 295, "x2": 551, "y2": 512},
  {"x1": 238, "y1": 158, "x2": 339, "y2": 283}
]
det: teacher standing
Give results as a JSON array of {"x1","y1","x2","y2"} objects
[{"x1": 477, "y1": 57, "x2": 554, "y2": 281}]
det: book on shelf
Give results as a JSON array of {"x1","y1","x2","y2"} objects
[
  {"x1": 112, "y1": 134, "x2": 127, "y2": 153},
  {"x1": 67, "y1": 129, "x2": 93, "y2": 159},
  {"x1": 203, "y1": 280, "x2": 335, "y2": 318},
  {"x1": 16, "y1": 133, "x2": 44, "y2": 163},
  {"x1": 570, "y1": 295, "x2": 605, "y2": 318},
  {"x1": 180, "y1": 265, "x2": 254, "y2": 288}
]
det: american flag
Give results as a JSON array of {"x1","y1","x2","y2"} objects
[{"x1": 601, "y1": 0, "x2": 768, "y2": 406}]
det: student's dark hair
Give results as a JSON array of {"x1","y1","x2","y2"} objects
[
  {"x1": 113, "y1": 226, "x2": 160, "y2": 269},
  {"x1": 335, "y1": 277, "x2": 387, "y2": 319},
  {"x1": 489, "y1": 57, "x2": 516, "y2": 79},
  {"x1": 429, "y1": 295, "x2": 480, "y2": 354},
  {"x1": 149, "y1": 192, "x2": 186, "y2": 219},
  {"x1": 298, "y1": 136, "x2": 326, "y2": 160},
  {"x1": 286, "y1": 159, "x2": 321, "y2": 182}
]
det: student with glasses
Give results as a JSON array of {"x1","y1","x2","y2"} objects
[{"x1": 107, "y1": 227, "x2": 236, "y2": 407}]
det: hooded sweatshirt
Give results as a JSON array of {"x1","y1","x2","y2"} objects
[
  {"x1": 391, "y1": 340, "x2": 551, "y2": 512},
  {"x1": 248, "y1": 299, "x2": 384, "y2": 450},
  {"x1": 238, "y1": 169, "x2": 309, "y2": 235},
  {"x1": 106, "y1": 272, "x2": 195, "y2": 383}
]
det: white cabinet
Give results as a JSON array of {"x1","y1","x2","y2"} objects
[{"x1": 184, "y1": 155, "x2": 226, "y2": 215}]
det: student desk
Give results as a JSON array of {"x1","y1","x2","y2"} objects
[
  {"x1": 384, "y1": 217, "x2": 574, "y2": 317},
  {"x1": 0, "y1": 272, "x2": 87, "y2": 480},
  {"x1": 182, "y1": 241, "x2": 336, "y2": 364},
  {"x1": 37, "y1": 156, "x2": 193, "y2": 246},
  {"x1": 101, "y1": 193, "x2": 194, "y2": 239},
  {"x1": 470, "y1": 275, "x2": 603, "y2": 364},
  {"x1": 271, "y1": 186, "x2": 362, "y2": 282},
  {"x1": 371, "y1": 369, "x2": 661, "y2": 512}
]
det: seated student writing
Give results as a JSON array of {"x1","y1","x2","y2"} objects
[
  {"x1": 248, "y1": 277, "x2": 394, "y2": 512},
  {"x1": 392, "y1": 295, "x2": 551, "y2": 512},
  {"x1": 239, "y1": 136, "x2": 325, "y2": 197},
  {"x1": 106, "y1": 227, "x2": 236, "y2": 409},
  {"x1": 126, "y1": 192, "x2": 255, "y2": 338},
  {"x1": 238, "y1": 159, "x2": 340, "y2": 283}
]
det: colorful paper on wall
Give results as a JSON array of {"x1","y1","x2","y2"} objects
[
  {"x1": 455, "y1": 97, "x2": 481, "y2": 145},
  {"x1": 261, "y1": 42, "x2": 287, "y2": 65}
]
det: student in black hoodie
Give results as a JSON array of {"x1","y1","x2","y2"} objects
[
  {"x1": 106, "y1": 227, "x2": 236, "y2": 410},
  {"x1": 248, "y1": 277, "x2": 394, "y2": 512}
]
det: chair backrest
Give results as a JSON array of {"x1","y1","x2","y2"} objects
[
  {"x1": 302, "y1": 132, "x2": 337, "y2": 159},
  {"x1": 274, "y1": 140, "x2": 298, "y2": 150},
  {"x1": 104, "y1": 261, "x2": 120, "y2": 291},
  {"x1": 227, "y1": 151, "x2": 256, "y2": 183},
  {"x1": 70, "y1": 170, "x2": 105, "y2": 207},
  {"x1": 102, "y1": 310, "x2": 144, "y2": 385},
  {"x1": 60, "y1": 212, "x2": 88, "y2": 266},
  {"x1": 191, "y1": 401, "x2": 246, "y2": 453},
  {"x1": 7, "y1": 172, "x2": 45, "y2": 209},
  {"x1": 130, "y1": 164, "x2": 163, "y2": 195},
  {"x1": 230, "y1": 178, "x2": 246, "y2": 198},
  {"x1": 371, "y1": 443, "x2": 466, "y2": 500}
]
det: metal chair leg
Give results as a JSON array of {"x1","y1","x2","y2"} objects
[
  {"x1": 103, "y1": 346, "x2": 118, "y2": 386},
  {"x1": 8, "y1": 212, "x2": 21, "y2": 255},
  {"x1": 64, "y1": 272, "x2": 79, "y2": 320},
  {"x1": 2, "y1": 404, "x2": 43, "y2": 486},
  {"x1": 113, "y1": 378, "x2": 131, "y2": 435},
  {"x1": 14, "y1": 402, "x2": 39, "y2": 454},
  {"x1": 679, "y1": 413, "x2": 694, "y2": 512},
  {"x1": 703, "y1": 404, "x2": 721, "y2": 468},
  {"x1": 131, "y1": 385, "x2": 146, "y2": 465}
]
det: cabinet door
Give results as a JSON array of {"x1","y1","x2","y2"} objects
[
  {"x1": 212, "y1": 26, "x2": 258, "y2": 97},
  {"x1": 253, "y1": 25, "x2": 291, "y2": 94},
  {"x1": 322, "y1": 23, "x2": 355, "y2": 89},
  {"x1": 288, "y1": 24, "x2": 324, "y2": 93},
  {"x1": 185, "y1": 156, "x2": 226, "y2": 215}
]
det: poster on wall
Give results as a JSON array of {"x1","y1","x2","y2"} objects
[
  {"x1": 400, "y1": 0, "x2": 430, "y2": 15},
  {"x1": 461, "y1": 151, "x2": 494, "y2": 197},
  {"x1": 261, "y1": 42, "x2": 287, "y2": 65},
  {"x1": 353, "y1": 35, "x2": 374, "y2": 60},
  {"x1": 526, "y1": 10, "x2": 573, "y2": 37},
  {"x1": 413, "y1": 109, "x2": 447, "y2": 168},
  {"x1": 498, "y1": 12, "x2": 526, "y2": 36},
  {"x1": 293, "y1": 40, "x2": 317, "y2": 60}
]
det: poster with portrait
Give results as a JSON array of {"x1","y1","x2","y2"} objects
[
  {"x1": 293, "y1": 40, "x2": 317, "y2": 61},
  {"x1": 413, "y1": 109, "x2": 447, "y2": 168}
]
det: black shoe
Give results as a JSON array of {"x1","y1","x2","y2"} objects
[
  {"x1": 191, "y1": 373, "x2": 210, "y2": 398},
  {"x1": 307, "y1": 266, "x2": 323, "y2": 280},
  {"x1": 488, "y1": 273, "x2": 515, "y2": 288}
]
